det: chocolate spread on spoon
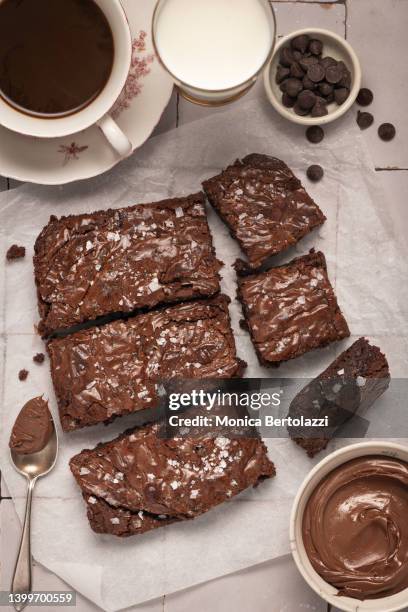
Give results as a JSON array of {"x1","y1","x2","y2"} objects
[
  {"x1": 9, "y1": 397, "x2": 53, "y2": 455},
  {"x1": 303, "y1": 455, "x2": 408, "y2": 600}
]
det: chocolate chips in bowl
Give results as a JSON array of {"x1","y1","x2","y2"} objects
[{"x1": 264, "y1": 28, "x2": 362, "y2": 125}]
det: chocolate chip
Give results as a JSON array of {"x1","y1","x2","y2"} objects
[
  {"x1": 356, "y1": 88, "x2": 373, "y2": 106},
  {"x1": 290, "y1": 62, "x2": 305, "y2": 79},
  {"x1": 293, "y1": 102, "x2": 310, "y2": 116},
  {"x1": 291, "y1": 34, "x2": 310, "y2": 54},
  {"x1": 279, "y1": 47, "x2": 295, "y2": 67},
  {"x1": 338, "y1": 70, "x2": 352, "y2": 89},
  {"x1": 325, "y1": 63, "x2": 343, "y2": 84},
  {"x1": 6, "y1": 244, "x2": 25, "y2": 260},
  {"x1": 18, "y1": 369, "x2": 29, "y2": 381},
  {"x1": 308, "y1": 63, "x2": 325, "y2": 83},
  {"x1": 307, "y1": 165, "x2": 324, "y2": 182},
  {"x1": 309, "y1": 39, "x2": 323, "y2": 56},
  {"x1": 299, "y1": 56, "x2": 319, "y2": 71},
  {"x1": 292, "y1": 50, "x2": 303, "y2": 61},
  {"x1": 318, "y1": 82, "x2": 333, "y2": 97},
  {"x1": 326, "y1": 92, "x2": 335, "y2": 104},
  {"x1": 320, "y1": 56, "x2": 337, "y2": 69},
  {"x1": 276, "y1": 65, "x2": 290, "y2": 84},
  {"x1": 378, "y1": 123, "x2": 396, "y2": 141},
  {"x1": 306, "y1": 125, "x2": 325, "y2": 144},
  {"x1": 311, "y1": 98, "x2": 328, "y2": 117},
  {"x1": 285, "y1": 77, "x2": 303, "y2": 97},
  {"x1": 297, "y1": 90, "x2": 316, "y2": 110},
  {"x1": 334, "y1": 87, "x2": 350, "y2": 105},
  {"x1": 356, "y1": 111, "x2": 374, "y2": 130},
  {"x1": 33, "y1": 352, "x2": 45, "y2": 364},
  {"x1": 282, "y1": 92, "x2": 296, "y2": 108},
  {"x1": 303, "y1": 75, "x2": 316, "y2": 91}
]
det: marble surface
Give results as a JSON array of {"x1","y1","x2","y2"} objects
[{"x1": 1, "y1": 1, "x2": 407, "y2": 611}]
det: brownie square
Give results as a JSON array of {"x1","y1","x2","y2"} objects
[
  {"x1": 34, "y1": 193, "x2": 221, "y2": 336},
  {"x1": 289, "y1": 338, "x2": 390, "y2": 457},
  {"x1": 48, "y1": 295, "x2": 246, "y2": 432},
  {"x1": 70, "y1": 422, "x2": 275, "y2": 537},
  {"x1": 203, "y1": 154, "x2": 326, "y2": 271},
  {"x1": 237, "y1": 251, "x2": 350, "y2": 366}
]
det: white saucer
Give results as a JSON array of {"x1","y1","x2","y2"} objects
[{"x1": 0, "y1": 0, "x2": 173, "y2": 185}]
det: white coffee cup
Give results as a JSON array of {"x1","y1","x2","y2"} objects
[{"x1": 0, "y1": 0, "x2": 132, "y2": 158}]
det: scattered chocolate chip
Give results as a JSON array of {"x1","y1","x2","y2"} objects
[
  {"x1": 18, "y1": 369, "x2": 29, "y2": 381},
  {"x1": 285, "y1": 77, "x2": 303, "y2": 98},
  {"x1": 318, "y1": 82, "x2": 333, "y2": 97},
  {"x1": 293, "y1": 102, "x2": 310, "y2": 116},
  {"x1": 33, "y1": 352, "x2": 45, "y2": 364},
  {"x1": 320, "y1": 56, "x2": 337, "y2": 69},
  {"x1": 306, "y1": 125, "x2": 325, "y2": 144},
  {"x1": 325, "y1": 63, "x2": 343, "y2": 84},
  {"x1": 291, "y1": 34, "x2": 310, "y2": 54},
  {"x1": 356, "y1": 88, "x2": 373, "y2": 106},
  {"x1": 279, "y1": 47, "x2": 295, "y2": 67},
  {"x1": 297, "y1": 90, "x2": 316, "y2": 110},
  {"x1": 309, "y1": 39, "x2": 323, "y2": 56},
  {"x1": 282, "y1": 92, "x2": 296, "y2": 108},
  {"x1": 311, "y1": 98, "x2": 328, "y2": 117},
  {"x1": 299, "y1": 56, "x2": 319, "y2": 71},
  {"x1": 308, "y1": 63, "x2": 325, "y2": 83},
  {"x1": 303, "y1": 75, "x2": 316, "y2": 91},
  {"x1": 334, "y1": 87, "x2": 350, "y2": 105},
  {"x1": 276, "y1": 65, "x2": 290, "y2": 84},
  {"x1": 356, "y1": 111, "x2": 374, "y2": 130},
  {"x1": 6, "y1": 244, "x2": 25, "y2": 260},
  {"x1": 290, "y1": 62, "x2": 305, "y2": 79},
  {"x1": 378, "y1": 123, "x2": 396, "y2": 141},
  {"x1": 307, "y1": 165, "x2": 324, "y2": 182}
]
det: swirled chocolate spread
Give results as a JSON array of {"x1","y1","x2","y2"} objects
[
  {"x1": 70, "y1": 422, "x2": 275, "y2": 537},
  {"x1": 203, "y1": 154, "x2": 326, "y2": 271},
  {"x1": 303, "y1": 455, "x2": 408, "y2": 600},
  {"x1": 34, "y1": 193, "x2": 221, "y2": 336},
  {"x1": 9, "y1": 397, "x2": 53, "y2": 455}
]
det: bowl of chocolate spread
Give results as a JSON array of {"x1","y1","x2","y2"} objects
[{"x1": 290, "y1": 442, "x2": 408, "y2": 612}]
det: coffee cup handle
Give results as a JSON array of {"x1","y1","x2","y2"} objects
[{"x1": 97, "y1": 114, "x2": 132, "y2": 158}]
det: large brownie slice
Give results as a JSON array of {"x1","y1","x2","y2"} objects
[
  {"x1": 288, "y1": 338, "x2": 390, "y2": 457},
  {"x1": 34, "y1": 193, "x2": 221, "y2": 335},
  {"x1": 48, "y1": 295, "x2": 246, "y2": 432},
  {"x1": 203, "y1": 154, "x2": 326, "y2": 271},
  {"x1": 70, "y1": 422, "x2": 275, "y2": 537},
  {"x1": 237, "y1": 251, "x2": 350, "y2": 366}
]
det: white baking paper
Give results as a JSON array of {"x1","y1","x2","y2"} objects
[{"x1": 1, "y1": 98, "x2": 407, "y2": 611}]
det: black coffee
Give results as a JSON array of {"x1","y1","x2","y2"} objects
[{"x1": 0, "y1": 0, "x2": 114, "y2": 117}]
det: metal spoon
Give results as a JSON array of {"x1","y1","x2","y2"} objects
[{"x1": 10, "y1": 417, "x2": 58, "y2": 612}]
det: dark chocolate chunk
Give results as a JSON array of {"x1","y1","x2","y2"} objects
[
  {"x1": 325, "y1": 64, "x2": 343, "y2": 84},
  {"x1": 318, "y1": 82, "x2": 333, "y2": 97},
  {"x1": 356, "y1": 110, "x2": 374, "y2": 130},
  {"x1": 299, "y1": 56, "x2": 319, "y2": 71},
  {"x1": 306, "y1": 125, "x2": 325, "y2": 144},
  {"x1": 297, "y1": 90, "x2": 317, "y2": 110},
  {"x1": 311, "y1": 98, "x2": 328, "y2": 117},
  {"x1": 18, "y1": 369, "x2": 29, "y2": 381},
  {"x1": 356, "y1": 88, "x2": 373, "y2": 106},
  {"x1": 293, "y1": 102, "x2": 310, "y2": 116},
  {"x1": 290, "y1": 62, "x2": 305, "y2": 79},
  {"x1": 308, "y1": 64, "x2": 325, "y2": 83},
  {"x1": 334, "y1": 87, "x2": 350, "y2": 105},
  {"x1": 279, "y1": 47, "x2": 295, "y2": 67},
  {"x1": 291, "y1": 34, "x2": 310, "y2": 54},
  {"x1": 33, "y1": 352, "x2": 45, "y2": 364},
  {"x1": 307, "y1": 165, "x2": 324, "y2": 182},
  {"x1": 285, "y1": 78, "x2": 303, "y2": 98},
  {"x1": 276, "y1": 65, "x2": 290, "y2": 84},
  {"x1": 320, "y1": 56, "x2": 337, "y2": 69},
  {"x1": 378, "y1": 123, "x2": 396, "y2": 141},
  {"x1": 309, "y1": 39, "x2": 323, "y2": 56},
  {"x1": 6, "y1": 244, "x2": 25, "y2": 260},
  {"x1": 282, "y1": 93, "x2": 297, "y2": 108}
]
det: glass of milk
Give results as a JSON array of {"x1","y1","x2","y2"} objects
[{"x1": 152, "y1": 0, "x2": 276, "y2": 105}]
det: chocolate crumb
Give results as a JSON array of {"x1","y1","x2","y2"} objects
[
  {"x1": 378, "y1": 123, "x2": 396, "y2": 142},
  {"x1": 18, "y1": 369, "x2": 29, "y2": 381},
  {"x1": 306, "y1": 125, "x2": 325, "y2": 144},
  {"x1": 33, "y1": 353, "x2": 45, "y2": 364},
  {"x1": 357, "y1": 111, "x2": 374, "y2": 130},
  {"x1": 356, "y1": 88, "x2": 374, "y2": 106},
  {"x1": 307, "y1": 165, "x2": 324, "y2": 182},
  {"x1": 6, "y1": 245, "x2": 25, "y2": 261}
]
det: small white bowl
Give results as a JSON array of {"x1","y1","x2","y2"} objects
[
  {"x1": 264, "y1": 28, "x2": 362, "y2": 125},
  {"x1": 290, "y1": 441, "x2": 408, "y2": 612}
]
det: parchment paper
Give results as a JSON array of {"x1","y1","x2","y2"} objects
[{"x1": 1, "y1": 98, "x2": 407, "y2": 612}]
